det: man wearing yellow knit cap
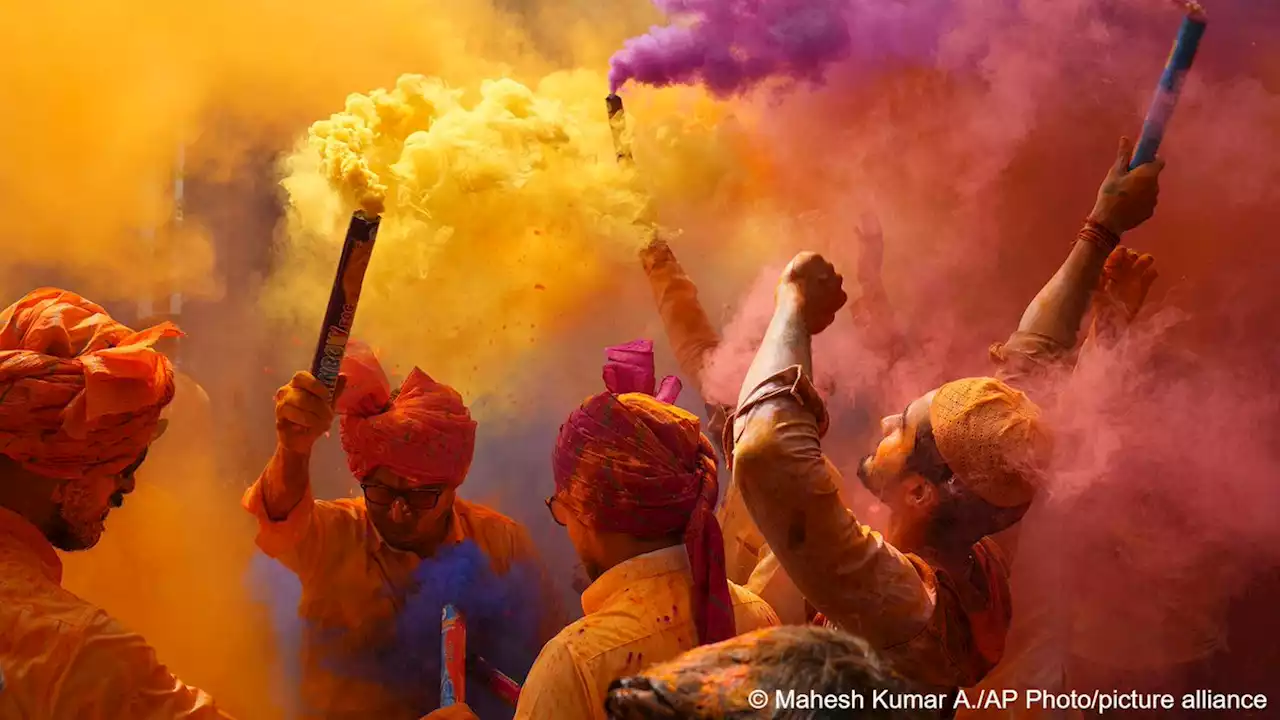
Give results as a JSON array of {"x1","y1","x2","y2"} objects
[
  {"x1": 727, "y1": 137, "x2": 1163, "y2": 700},
  {"x1": 729, "y1": 253, "x2": 1051, "y2": 696}
]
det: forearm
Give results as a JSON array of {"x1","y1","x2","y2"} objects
[
  {"x1": 260, "y1": 445, "x2": 312, "y2": 521},
  {"x1": 641, "y1": 243, "x2": 722, "y2": 395},
  {"x1": 1014, "y1": 224, "x2": 1114, "y2": 350},
  {"x1": 734, "y1": 290, "x2": 811, "y2": 412},
  {"x1": 849, "y1": 279, "x2": 905, "y2": 364}
]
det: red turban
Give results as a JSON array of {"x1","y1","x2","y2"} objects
[
  {"x1": 336, "y1": 342, "x2": 476, "y2": 487},
  {"x1": 0, "y1": 288, "x2": 179, "y2": 480},
  {"x1": 552, "y1": 339, "x2": 733, "y2": 646}
]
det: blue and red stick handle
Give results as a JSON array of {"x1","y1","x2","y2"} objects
[
  {"x1": 310, "y1": 211, "x2": 381, "y2": 400},
  {"x1": 1130, "y1": 1, "x2": 1208, "y2": 170},
  {"x1": 441, "y1": 604, "x2": 467, "y2": 706}
]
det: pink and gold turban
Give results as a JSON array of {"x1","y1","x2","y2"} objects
[
  {"x1": 0, "y1": 288, "x2": 179, "y2": 480},
  {"x1": 552, "y1": 339, "x2": 733, "y2": 645},
  {"x1": 336, "y1": 342, "x2": 476, "y2": 487}
]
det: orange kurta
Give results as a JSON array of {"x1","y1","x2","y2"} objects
[
  {"x1": 242, "y1": 480, "x2": 561, "y2": 720},
  {"x1": 513, "y1": 545, "x2": 779, "y2": 720},
  {"x1": 0, "y1": 507, "x2": 230, "y2": 719}
]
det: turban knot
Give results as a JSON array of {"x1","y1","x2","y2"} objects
[
  {"x1": 337, "y1": 342, "x2": 476, "y2": 487},
  {"x1": 0, "y1": 288, "x2": 179, "y2": 480},
  {"x1": 553, "y1": 339, "x2": 733, "y2": 645}
]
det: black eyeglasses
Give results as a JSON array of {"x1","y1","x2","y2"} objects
[
  {"x1": 361, "y1": 483, "x2": 443, "y2": 510},
  {"x1": 545, "y1": 496, "x2": 567, "y2": 527}
]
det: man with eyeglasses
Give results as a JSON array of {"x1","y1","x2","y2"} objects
[
  {"x1": 504, "y1": 340, "x2": 778, "y2": 720},
  {"x1": 243, "y1": 342, "x2": 560, "y2": 719}
]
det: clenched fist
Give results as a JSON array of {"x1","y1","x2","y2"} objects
[
  {"x1": 779, "y1": 251, "x2": 848, "y2": 335},
  {"x1": 274, "y1": 371, "x2": 343, "y2": 454}
]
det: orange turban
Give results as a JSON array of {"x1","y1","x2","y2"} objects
[
  {"x1": 929, "y1": 377, "x2": 1052, "y2": 508},
  {"x1": 336, "y1": 342, "x2": 476, "y2": 487},
  {"x1": 0, "y1": 288, "x2": 180, "y2": 480}
]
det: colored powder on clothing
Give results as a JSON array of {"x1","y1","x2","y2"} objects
[{"x1": 250, "y1": 540, "x2": 543, "y2": 719}]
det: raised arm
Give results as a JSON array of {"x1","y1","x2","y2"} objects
[
  {"x1": 847, "y1": 213, "x2": 906, "y2": 365},
  {"x1": 258, "y1": 371, "x2": 339, "y2": 520},
  {"x1": 994, "y1": 137, "x2": 1164, "y2": 385},
  {"x1": 639, "y1": 234, "x2": 722, "y2": 400},
  {"x1": 729, "y1": 254, "x2": 935, "y2": 647}
]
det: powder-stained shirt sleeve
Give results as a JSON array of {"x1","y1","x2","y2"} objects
[
  {"x1": 53, "y1": 610, "x2": 232, "y2": 719},
  {"x1": 640, "y1": 241, "x2": 722, "y2": 398},
  {"x1": 513, "y1": 637, "x2": 600, "y2": 720},
  {"x1": 989, "y1": 331, "x2": 1073, "y2": 393},
  {"x1": 730, "y1": 366, "x2": 936, "y2": 649},
  {"x1": 241, "y1": 478, "x2": 360, "y2": 586}
]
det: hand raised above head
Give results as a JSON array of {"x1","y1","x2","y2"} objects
[
  {"x1": 779, "y1": 251, "x2": 848, "y2": 335},
  {"x1": 1089, "y1": 137, "x2": 1165, "y2": 236}
]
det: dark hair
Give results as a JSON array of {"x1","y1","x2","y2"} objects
[
  {"x1": 909, "y1": 421, "x2": 1028, "y2": 544},
  {"x1": 605, "y1": 626, "x2": 941, "y2": 719}
]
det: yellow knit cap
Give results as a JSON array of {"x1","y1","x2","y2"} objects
[{"x1": 928, "y1": 377, "x2": 1051, "y2": 508}]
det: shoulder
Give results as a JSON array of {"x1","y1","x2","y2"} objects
[
  {"x1": 315, "y1": 495, "x2": 369, "y2": 523},
  {"x1": 519, "y1": 628, "x2": 595, "y2": 713},
  {"x1": 454, "y1": 499, "x2": 537, "y2": 560},
  {"x1": 455, "y1": 498, "x2": 521, "y2": 532}
]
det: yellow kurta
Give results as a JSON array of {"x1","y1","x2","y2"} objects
[
  {"x1": 0, "y1": 507, "x2": 230, "y2": 719},
  {"x1": 242, "y1": 480, "x2": 562, "y2": 719},
  {"x1": 513, "y1": 545, "x2": 779, "y2": 720}
]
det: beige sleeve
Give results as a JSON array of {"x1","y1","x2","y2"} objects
[{"x1": 730, "y1": 366, "x2": 936, "y2": 649}]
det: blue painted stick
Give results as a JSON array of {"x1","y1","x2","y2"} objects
[{"x1": 1130, "y1": 4, "x2": 1207, "y2": 170}]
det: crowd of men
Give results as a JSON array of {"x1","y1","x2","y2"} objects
[{"x1": 0, "y1": 136, "x2": 1173, "y2": 719}]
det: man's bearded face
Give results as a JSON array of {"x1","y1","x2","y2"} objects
[{"x1": 48, "y1": 451, "x2": 145, "y2": 551}]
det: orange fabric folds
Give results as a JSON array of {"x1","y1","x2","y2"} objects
[
  {"x1": 337, "y1": 342, "x2": 477, "y2": 487},
  {"x1": 0, "y1": 288, "x2": 179, "y2": 479}
]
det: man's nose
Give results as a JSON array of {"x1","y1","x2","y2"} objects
[
  {"x1": 118, "y1": 474, "x2": 137, "y2": 495},
  {"x1": 389, "y1": 497, "x2": 411, "y2": 523}
]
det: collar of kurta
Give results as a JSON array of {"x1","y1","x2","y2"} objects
[
  {"x1": 0, "y1": 505, "x2": 62, "y2": 584},
  {"x1": 581, "y1": 544, "x2": 688, "y2": 615}
]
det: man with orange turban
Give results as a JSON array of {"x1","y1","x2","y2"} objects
[
  {"x1": 243, "y1": 345, "x2": 561, "y2": 719},
  {"x1": 727, "y1": 138, "x2": 1164, "y2": 696},
  {"x1": 0, "y1": 288, "x2": 232, "y2": 718},
  {"x1": 510, "y1": 340, "x2": 778, "y2": 720}
]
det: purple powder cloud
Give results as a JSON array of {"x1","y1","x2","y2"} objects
[
  {"x1": 608, "y1": 0, "x2": 955, "y2": 96},
  {"x1": 609, "y1": 0, "x2": 853, "y2": 95}
]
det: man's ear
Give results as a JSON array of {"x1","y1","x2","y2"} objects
[{"x1": 904, "y1": 475, "x2": 938, "y2": 510}]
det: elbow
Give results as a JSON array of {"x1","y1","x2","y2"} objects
[{"x1": 731, "y1": 422, "x2": 790, "y2": 487}]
